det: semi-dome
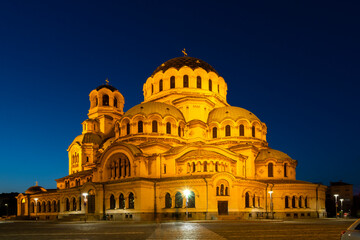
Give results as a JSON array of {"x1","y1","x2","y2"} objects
[
  {"x1": 72, "y1": 133, "x2": 103, "y2": 145},
  {"x1": 208, "y1": 106, "x2": 260, "y2": 123},
  {"x1": 256, "y1": 148, "x2": 293, "y2": 161},
  {"x1": 151, "y1": 56, "x2": 219, "y2": 76},
  {"x1": 123, "y1": 102, "x2": 185, "y2": 121},
  {"x1": 25, "y1": 185, "x2": 47, "y2": 194}
]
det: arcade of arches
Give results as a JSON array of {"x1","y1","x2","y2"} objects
[{"x1": 17, "y1": 55, "x2": 326, "y2": 220}]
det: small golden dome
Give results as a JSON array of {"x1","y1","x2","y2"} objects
[
  {"x1": 123, "y1": 102, "x2": 185, "y2": 121},
  {"x1": 25, "y1": 185, "x2": 47, "y2": 195},
  {"x1": 208, "y1": 106, "x2": 260, "y2": 123},
  {"x1": 256, "y1": 149, "x2": 292, "y2": 161}
]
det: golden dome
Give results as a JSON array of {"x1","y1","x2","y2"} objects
[
  {"x1": 208, "y1": 106, "x2": 260, "y2": 123},
  {"x1": 123, "y1": 102, "x2": 185, "y2": 121},
  {"x1": 73, "y1": 133, "x2": 103, "y2": 145},
  {"x1": 256, "y1": 149, "x2": 293, "y2": 161},
  {"x1": 25, "y1": 185, "x2": 47, "y2": 194},
  {"x1": 151, "y1": 56, "x2": 219, "y2": 77}
]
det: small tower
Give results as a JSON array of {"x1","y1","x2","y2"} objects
[{"x1": 87, "y1": 80, "x2": 125, "y2": 136}]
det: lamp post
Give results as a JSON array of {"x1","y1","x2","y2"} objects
[
  {"x1": 183, "y1": 189, "x2": 190, "y2": 220},
  {"x1": 82, "y1": 193, "x2": 88, "y2": 223},
  {"x1": 34, "y1": 198, "x2": 38, "y2": 221},
  {"x1": 268, "y1": 191, "x2": 273, "y2": 219},
  {"x1": 340, "y1": 199, "x2": 344, "y2": 218},
  {"x1": 334, "y1": 194, "x2": 339, "y2": 218},
  {"x1": 5, "y1": 204, "x2": 8, "y2": 217}
]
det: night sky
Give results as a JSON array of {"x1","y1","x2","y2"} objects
[{"x1": 1, "y1": 1, "x2": 359, "y2": 194}]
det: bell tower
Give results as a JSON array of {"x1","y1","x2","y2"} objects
[{"x1": 87, "y1": 80, "x2": 125, "y2": 136}]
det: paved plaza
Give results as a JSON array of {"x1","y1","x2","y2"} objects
[{"x1": 0, "y1": 219, "x2": 355, "y2": 240}]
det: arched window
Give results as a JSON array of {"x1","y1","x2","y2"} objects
[
  {"x1": 170, "y1": 76, "x2": 175, "y2": 88},
  {"x1": 245, "y1": 192, "x2": 250, "y2": 208},
  {"x1": 152, "y1": 120, "x2": 158, "y2": 133},
  {"x1": 215, "y1": 162, "x2": 219, "y2": 172},
  {"x1": 252, "y1": 195, "x2": 256, "y2": 207},
  {"x1": 165, "y1": 193, "x2": 172, "y2": 208},
  {"x1": 95, "y1": 98, "x2": 98, "y2": 106},
  {"x1": 284, "y1": 163, "x2": 288, "y2": 177},
  {"x1": 52, "y1": 201, "x2": 57, "y2": 212},
  {"x1": 78, "y1": 197, "x2": 81, "y2": 211},
  {"x1": 305, "y1": 197, "x2": 308, "y2": 208},
  {"x1": 183, "y1": 75, "x2": 189, "y2": 87},
  {"x1": 209, "y1": 79, "x2": 212, "y2": 91},
  {"x1": 166, "y1": 122, "x2": 171, "y2": 134},
  {"x1": 252, "y1": 126, "x2": 255, "y2": 137},
  {"x1": 151, "y1": 84, "x2": 154, "y2": 94},
  {"x1": 216, "y1": 186, "x2": 219, "y2": 196},
  {"x1": 57, "y1": 200, "x2": 60, "y2": 212},
  {"x1": 138, "y1": 121, "x2": 143, "y2": 133},
  {"x1": 42, "y1": 202, "x2": 45, "y2": 212},
  {"x1": 175, "y1": 192, "x2": 183, "y2": 208},
  {"x1": 225, "y1": 125, "x2": 231, "y2": 136},
  {"x1": 285, "y1": 196, "x2": 289, "y2": 208},
  {"x1": 110, "y1": 194, "x2": 115, "y2": 209},
  {"x1": 292, "y1": 196, "x2": 296, "y2": 208},
  {"x1": 178, "y1": 126, "x2": 181, "y2": 137},
  {"x1": 47, "y1": 201, "x2": 51, "y2": 212},
  {"x1": 119, "y1": 194, "x2": 125, "y2": 209},
  {"x1": 204, "y1": 161, "x2": 207, "y2": 172},
  {"x1": 192, "y1": 162, "x2": 196, "y2": 172},
  {"x1": 268, "y1": 163, "x2": 274, "y2": 177},
  {"x1": 239, "y1": 124, "x2": 244, "y2": 136},
  {"x1": 114, "y1": 98, "x2": 118, "y2": 108},
  {"x1": 197, "y1": 76, "x2": 201, "y2": 88},
  {"x1": 65, "y1": 198, "x2": 70, "y2": 211},
  {"x1": 225, "y1": 187, "x2": 228, "y2": 196},
  {"x1": 126, "y1": 123, "x2": 130, "y2": 135},
  {"x1": 187, "y1": 191, "x2": 195, "y2": 208},
  {"x1": 72, "y1": 198, "x2": 76, "y2": 211},
  {"x1": 30, "y1": 202, "x2": 35, "y2": 213},
  {"x1": 103, "y1": 94, "x2": 109, "y2": 106},
  {"x1": 128, "y1": 192, "x2": 134, "y2": 209},
  {"x1": 159, "y1": 79, "x2": 163, "y2": 91},
  {"x1": 299, "y1": 196, "x2": 302, "y2": 208},
  {"x1": 37, "y1": 202, "x2": 41, "y2": 213},
  {"x1": 212, "y1": 127, "x2": 217, "y2": 138},
  {"x1": 220, "y1": 184, "x2": 224, "y2": 195}
]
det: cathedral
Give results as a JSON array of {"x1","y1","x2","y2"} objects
[{"x1": 16, "y1": 55, "x2": 326, "y2": 220}]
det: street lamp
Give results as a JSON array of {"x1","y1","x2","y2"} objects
[
  {"x1": 340, "y1": 199, "x2": 344, "y2": 218},
  {"x1": 34, "y1": 198, "x2": 38, "y2": 221},
  {"x1": 334, "y1": 194, "x2": 339, "y2": 218},
  {"x1": 5, "y1": 204, "x2": 8, "y2": 217},
  {"x1": 82, "y1": 193, "x2": 88, "y2": 223},
  {"x1": 268, "y1": 191, "x2": 273, "y2": 219},
  {"x1": 183, "y1": 189, "x2": 190, "y2": 220}
]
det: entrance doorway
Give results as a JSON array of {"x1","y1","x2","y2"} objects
[
  {"x1": 88, "y1": 194, "x2": 95, "y2": 213},
  {"x1": 218, "y1": 201, "x2": 228, "y2": 215}
]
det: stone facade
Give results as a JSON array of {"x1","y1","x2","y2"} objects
[{"x1": 17, "y1": 56, "x2": 326, "y2": 220}]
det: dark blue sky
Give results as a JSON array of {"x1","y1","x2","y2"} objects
[{"x1": 1, "y1": 0, "x2": 359, "y2": 194}]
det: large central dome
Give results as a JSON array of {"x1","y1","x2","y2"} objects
[{"x1": 151, "y1": 57, "x2": 219, "y2": 76}]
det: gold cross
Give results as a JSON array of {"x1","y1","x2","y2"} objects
[
  {"x1": 105, "y1": 78, "x2": 109, "y2": 85},
  {"x1": 182, "y1": 48, "x2": 188, "y2": 56}
]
